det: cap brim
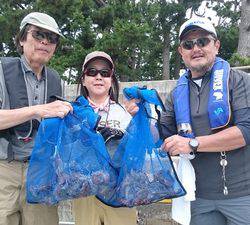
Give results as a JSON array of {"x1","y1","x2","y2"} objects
[
  {"x1": 180, "y1": 26, "x2": 213, "y2": 41},
  {"x1": 97, "y1": 56, "x2": 113, "y2": 67},
  {"x1": 83, "y1": 56, "x2": 114, "y2": 70},
  {"x1": 23, "y1": 22, "x2": 64, "y2": 37}
]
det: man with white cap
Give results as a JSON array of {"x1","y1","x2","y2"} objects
[
  {"x1": 159, "y1": 17, "x2": 250, "y2": 224},
  {"x1": 0, "y1": 12, "x2": 72, "y2": 225}
]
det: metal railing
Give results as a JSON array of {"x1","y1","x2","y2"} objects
[{"x1": 233, "y1": 65, "x2": 250, "y2": 74}]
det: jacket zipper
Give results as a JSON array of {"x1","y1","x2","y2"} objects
[{"x1": 195, "y1": 84, "x2": 201, "y2": 114}]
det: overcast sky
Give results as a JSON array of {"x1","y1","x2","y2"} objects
[{"x1": 186, "y1": 1, "x2": 219, "y2": 25}]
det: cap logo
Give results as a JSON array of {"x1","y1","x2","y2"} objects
[{"x1": 185, "y1": 20, "x2": 205, "y2": 28}]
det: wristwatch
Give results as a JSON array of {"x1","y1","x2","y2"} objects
[{"x1": 189, "y1": 138, "x2": 199, "y2": 154}]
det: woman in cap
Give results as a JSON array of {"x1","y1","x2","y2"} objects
[{"x1": 73, "y1": 51, "x2": 137, "y2": 225}]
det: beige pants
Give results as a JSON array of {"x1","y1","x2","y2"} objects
[
  {"x1": 0, "y1": 160, "x2": 58, "y2": 225},
  {"x1": 73, "y1": 196, "x2": 137, "y2": 225}
]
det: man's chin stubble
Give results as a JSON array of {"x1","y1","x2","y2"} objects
[{"x1": 189, "y1": 64, "x2": 211, "y2": 74}]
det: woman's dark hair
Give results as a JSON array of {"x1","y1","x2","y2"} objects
[{"x1": 77, "y1": 58, "x2": 119, "y2": 103}]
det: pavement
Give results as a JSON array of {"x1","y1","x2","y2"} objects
[{"x1": 58, "y1": 201, "x2": 179, "y2": 225}]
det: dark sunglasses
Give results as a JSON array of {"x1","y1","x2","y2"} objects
[
  {"x1": 181, "y1": 37, "x2": 215, "y2": 50},
  {"x1": 84, "y1": 68, "x2": 112, "y2": 78},
  {"x1": 28, "y1": 30, "x2": 59, "y2": 44}
]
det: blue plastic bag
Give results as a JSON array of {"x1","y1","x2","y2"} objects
[
  {"x1": 97, "y1": 86, "x2": 186, "y2": 207},
  {"x1": 27, "y1": 96, "x2": 117, "y2": 205}
]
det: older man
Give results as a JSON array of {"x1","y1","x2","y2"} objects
[
  {"x1": 160, "y1": 17, "x2": 250, "y2": 225},
  {"x1": 0, "y1": 12, "x2": 72, "y2": 225}
]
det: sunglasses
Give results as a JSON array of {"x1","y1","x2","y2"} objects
[
  {"x1": 28, "y1": 30, "x2": 59, "y2": 44},
  {"x1": 84, "y1": 68, "x2": 112, "y2": 78},
  {"x1": 181, "y1": 37, "x2": 215, "y2": 50}
]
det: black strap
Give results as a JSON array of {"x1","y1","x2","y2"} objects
[
  {"x1": 154, "y1": 91, "x2": 166, "y2": 139},
  {"x1": 7, "y1": 142, "x2": 14, "y2": 162}
]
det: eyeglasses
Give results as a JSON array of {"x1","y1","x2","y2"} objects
[
  {"x1": 28, "y1": 30, "x2": 59, "y2": 44},
  {"x1": 84, "y1": 68, "x2": 112, "y2": 78},
  {"x1": 181, "y1": 37, "x2": 215, "y2": 50}
]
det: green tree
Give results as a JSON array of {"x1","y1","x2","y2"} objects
[
  {"x1": 208, "y1": 0, "x2": 241, "y2": 61},
  {"x1": 237, "y1": 0, "x2": 250, "y2": 64},
  {"x1": 93, "y1": 0, "x2": 156, "y2": 81},
  {"x1": 0, "y1": 0, "x2": 246, "y2": 83}
]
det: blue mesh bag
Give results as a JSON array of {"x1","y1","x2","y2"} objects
[
  {"x1": 27, "y1": 96, "x2": 117, "y2": 205},
  {"x1": 97, "y1": 86, "x2": 186, "y2": 207}
]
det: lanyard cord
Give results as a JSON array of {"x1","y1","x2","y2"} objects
[{"x1": 15, "y1": 60, "x2": 47, "y2": 140}]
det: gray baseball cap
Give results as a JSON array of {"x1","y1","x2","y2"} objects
[
  {"x1": 82, "y1": 51, "x2": 114, "y2": 71},
  {"x1": 20, "y1": 12, "x2": 63, "y2": 36},
  {"x1": 179, "y1": 17, "x2": 217, "y2": 41}
]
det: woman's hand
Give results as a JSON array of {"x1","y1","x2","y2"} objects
[{"x1": 124, "y1": 99, "x2": 140, "y2": 116}]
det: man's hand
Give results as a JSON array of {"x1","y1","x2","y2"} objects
[
  {"x1": 33, "y1": 100, "x2": 73, "y2": 119},
  {"x1": 161, "y1": 135, "x2": 191, "y2": 156}
]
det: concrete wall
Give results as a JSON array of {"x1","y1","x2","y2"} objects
[{"x1": 63, "y1": 80, "x2": 177, "y2": 102}]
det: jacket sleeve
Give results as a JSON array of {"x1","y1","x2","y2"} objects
[{"x1": 230, "y1": 69, "x2": 250, "y2": 145}]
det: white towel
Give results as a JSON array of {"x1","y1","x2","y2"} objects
[{"x1": 172, "y1": 154, "x2": 196, "y2": 225}]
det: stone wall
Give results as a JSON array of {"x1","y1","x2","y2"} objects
[
  {"x1": 63, "y1": 80, "x2": 177, "y2": 102},
  {"x1": 59, "y1": 80, "x2": 178, "y2": 225}
]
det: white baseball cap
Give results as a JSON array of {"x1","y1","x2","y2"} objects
[
  {"x1": 179, "y1": 17, "x2": 217, "y2": 40},
  {"x1": 20, "y1": 12, "x2": 63, "y2": 36},
  {"x1": 82, "y1": 51, "x2": 114, "y2": 71}
]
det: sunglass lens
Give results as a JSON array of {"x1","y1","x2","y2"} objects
[
  {"x1": 85, "y1": 68, "x2": 111, "y2": 77},
  {"x1": 32, "y1": 30, "x2": 46, "y2": 41},
  {"x1": 197, "y1": 37, "x2": 210, "y2": 48},
  {"x1": 87, "y1": 68, "x2": 98, "y2": 76},
  {"x1": 100, "y1": 69, "x2": 111, "y2": 77},
  {"x1": 182, "y1": 40, "x2": 193, "y2": 50},
  {"x1": 182, "y1": 37, "x2": 212, "y2": 50},
  {"x1": 31, "y1": 30, "x2": 59, "y2": 44},
  {"x1": 47, "y1": 33, "x2": 59, "y2": 44}
]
